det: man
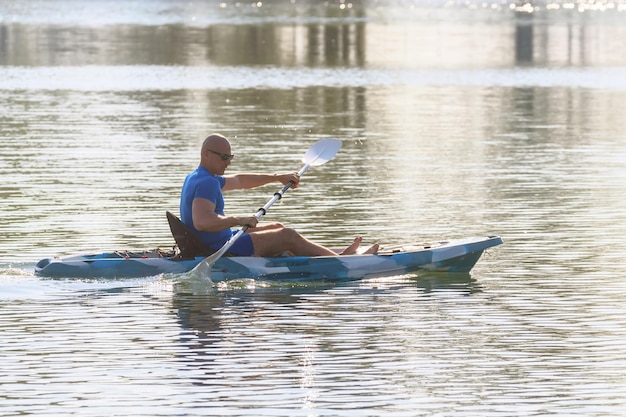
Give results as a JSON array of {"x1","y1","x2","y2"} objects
[{"x1": 180, "y1": 133, "x2": 378, "y2": 257}]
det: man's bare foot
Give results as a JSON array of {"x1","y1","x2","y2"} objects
[
  {"x1": 340, "y1": 237, "x2": 362, "y2": 255},
  {"x1": 363, "y1": 243, "x2": 379, "y2": 255}
]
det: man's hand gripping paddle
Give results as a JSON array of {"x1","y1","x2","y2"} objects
[{"x1": 189, "y1": 138, "x2": 342, "y2": 279}]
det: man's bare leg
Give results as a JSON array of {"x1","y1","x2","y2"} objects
[
  {"x1": 249, "y1": 227, "x2": 336, "y2": 257},
  {"x1": 250, "y1": 228, "x2": 379, "y2": 257}
]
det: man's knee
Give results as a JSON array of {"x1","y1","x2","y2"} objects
[{"x1": 280, "y1": 227, "x2": 301, "y2": 243}]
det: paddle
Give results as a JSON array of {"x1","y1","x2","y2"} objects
[{"x1": 189, "y1": 138, "x2": 342, "y2": 278}]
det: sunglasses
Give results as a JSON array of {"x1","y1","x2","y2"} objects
[{"x1": 207, "y1": 149, "x2": 234, "y2": 161}]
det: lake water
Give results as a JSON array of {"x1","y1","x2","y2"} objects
[{"x1": 2, "y1": 0, "x2": 626, "y2": 415}]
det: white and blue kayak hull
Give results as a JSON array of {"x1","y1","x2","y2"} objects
[{"x1": 35, "y1": 236, "x2": 503, "y2": 281}]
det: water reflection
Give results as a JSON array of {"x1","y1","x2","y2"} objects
[
  {"x1": 2, "y1": 3, "x2": 626, "y2": 68},
  {"x1": 515, "y1": 10, "x2": 534, "y2": 63},
  {"x1": 170, "y1": 272, "x2": 482, "y2": 394},
  {"x1": 410, "y1": 271, "x2": 479, "y2": 295}
]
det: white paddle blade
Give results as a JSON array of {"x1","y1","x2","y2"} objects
[{"x1": 302, "y1": 138, "x2": 342, "y2": 166}]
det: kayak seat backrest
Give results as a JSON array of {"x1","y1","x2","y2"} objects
[{"x1": 166, "y1": 211, "x2": 213, "y2": 259}]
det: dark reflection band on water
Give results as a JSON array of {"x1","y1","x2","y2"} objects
[{"x1": 2, "y1": 2, "x2": 626, "y2": 68}]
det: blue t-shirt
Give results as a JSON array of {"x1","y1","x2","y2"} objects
[{"x1": 179, "y1": 166, "x2": 232, "y2": 247}]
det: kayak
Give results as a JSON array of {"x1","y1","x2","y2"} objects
[{"x1": 34, "y1": 235, "x2": 503, "y2": 281}]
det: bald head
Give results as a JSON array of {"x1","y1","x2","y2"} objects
[
  {"x1": 201, "y1": 133, "x2": 230, "y2": 155},
  {"x1": 200, "y1": 133, "x2": 233, "y2": 175}
]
